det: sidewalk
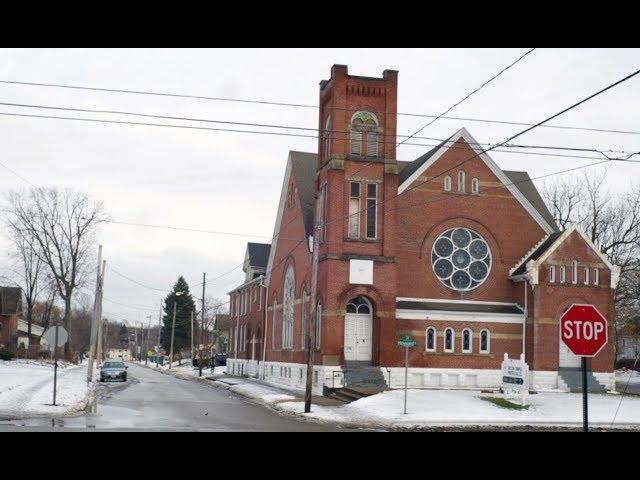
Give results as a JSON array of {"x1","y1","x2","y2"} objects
[{"x1": 144, "y1": 361, "x2": 640, "y2": 430}]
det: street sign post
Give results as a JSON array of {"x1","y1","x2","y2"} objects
[
  {"x1": 560, "y1": 304, "x2": 608, "y2": 432},
  {"x1": 43, "y1": 326, "x2": 68, "y2": 406},
  {"x1": 397, "y1": 335, "x2": 417, "y2": 414}
]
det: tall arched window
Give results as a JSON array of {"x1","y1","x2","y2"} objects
[
  {"x1": 323, "y1": 116, "x2": 332, "y2": 161},
  {"x1": 444, "y1": 328, "x2": 454, "y2": 352},
  {"x1": 462, "y1": 328, "x2": 472, "y2": 353},
  {"x1": 315, "y1": 302, "x2": 322, "y2": 350},
  {"x1": 426, "y1": 327, "x2": 436, "y2": 352},
  {"x1": 350, "y1": 111, "x2": 379, "y2": 157},
  {"x1": 458, "y1": 171, "x2": 466, "y2": 193},
  {"x1": 271, "y1": 299, "x2": 277, "y2": 350},
  {"x1": 301, "y1": 289, "x2": 308, "y2": 348},
  {"x1": 480, "y1": 329, "x2": 490, "y2": 353},
  {"x1": 572, "y1": 260, "x2": 578, "y2": 284},
  {"x1": 560, "y1": 265, "x2": 566, "y2": 283},
  {"x1": 471, "y1": 178, "x2": 479, "y2": 194},
  {"x1": 282, "y1": 266, "x2": 295, "y2": 349},
  {"x1": 444, "y1": 176, "x2": 452, "y2": 192}
]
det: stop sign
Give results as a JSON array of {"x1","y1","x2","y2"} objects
[{"x1": 560, "y1": 304, "x2": 608, "y2": 357}]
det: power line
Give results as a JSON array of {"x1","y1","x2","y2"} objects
[
  {"x1": 2, "y1": 100, "x2": 639, "y2": 156},
  {"x1": 322, "y1": 66, "x2": 640, "y2": 230},
  {"x1": 107, "y1": 265, "x2": 166, "y2": 292},
  {"x1": 398, "y1": 48, "x2": 536, "y2": 146},
  {"x1": 2, "y1": 77, "x2": 639, "y2": 136}
]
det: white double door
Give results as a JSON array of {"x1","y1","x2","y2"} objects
[{"x1": 344, "y1": 313, "x2": 372, "y2": 362}]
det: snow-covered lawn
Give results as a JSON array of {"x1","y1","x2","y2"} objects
[
  {"x1": 275, "y1": 389, "x2": 640, "y2": 429},
  {"x1": 0, "y1": 359, "x2": 95, "y2": 419},
  {"x1": 616, "y1": 369, "x2": 640, "y2": 386}
]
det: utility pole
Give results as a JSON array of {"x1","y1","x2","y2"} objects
[
  {"x1": 190, "y1": 310, "x2": 194, "y2": 363},
  {"x1": 157, "y1": 302, "x2": 162, "y2": 367},
  {"x1": 201, "y1": 272, "x2": 206, "y2": 375},
  {"x1": 305, "y1": 221, "x2": 321, "y2": 413},
  {"x1": 87, "y1": 245, "x2": 103, "y2": 383},
  {"x1": 169, "y1": 298, "x2": 178, "y2": 369},
  {"x1": 145, "y1": 314, "x2": 152, "y2": 365},
  {"x1": 95, "y1": 260, "x2": 106, "y2": 366}
]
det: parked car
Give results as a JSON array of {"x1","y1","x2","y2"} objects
[
  {"x1": 211, "y1": 353, "x2": 227, "y2": 367},
  {"x1": 100, "y1": 361, "x2": 128, "y2": 382}
]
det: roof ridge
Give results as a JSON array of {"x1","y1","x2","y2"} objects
[{"x1": 509, "y1": 233, "x2": 552, "y2": 276}]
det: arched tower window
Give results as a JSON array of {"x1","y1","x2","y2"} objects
[
  {"x1": 323, "y1": 116, "x2": 332, "y2": 161},
  {"x1": 458, "y1": 170, "x2": 466, "y2": 193},
  {"x1": 350, "y1": 111, "x2": 379, "y2": 157},
  {"x1": 346, "y1": 296, "x2": 372, "y2": 314},
  {"x1": 282, "y1": 266, "x2": 295, "y2": 349}
]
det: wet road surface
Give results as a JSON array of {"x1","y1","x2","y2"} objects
[{"x1": 0, "y1": 363, "x2": 344, "y2": 431}]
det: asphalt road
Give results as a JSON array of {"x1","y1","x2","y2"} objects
[{"x1": 0, "y1": 363, "x2": 344, "y2": 431}]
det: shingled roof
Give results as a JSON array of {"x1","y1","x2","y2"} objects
[
  {"x1": 290, "y1": 151, "x2": 318, "y2": 237},
  {"x1": 0, "y1": 286, "x2": 22, "y2": 316},
  {"x1": 509, "y1": 231, "x2": 563, "y2": 277}
]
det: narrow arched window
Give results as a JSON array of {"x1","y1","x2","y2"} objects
[
  {"x1": 584, "y1": 266, "x2": 589, "y2": 285},
  {"x1": 301, "y1": 289, "x2": 308, "y2": 349},
  {"x1": 458, "y1": 171, "x2": 466, "y2": 193},
  {"x1": 471, "y1": 178, "x2": 479, "y2": 194},
  {"x1": 444, "y1": 176, "x2": 452, "y2": 192},
  {"x1": 444, "y1": 328, "x2": 454, "y2": 352},
  {"x1": 549, "y1": 265, "x2": 556, "y2": 283},
  {"x1": 462, "y1": 328, "x2": 472, "y2": 353},
  {"x1": 315, "y1": 302, "x2": 322, "y2": 350},
  {"x1": 572, "y1": 260, "x2": 578, "y2": 284},
  {"x1": 282, "y1": 266, "x2": 295, "y2": 349},
  {"x1": 323, "y1": 116, "x2": 332, "y2": 161},
  {"x1": 426, "y1": 327, "x2": 436, "y2": 352},
  {"x1": 480, "y1": 329, "x2": 490, "y2": 353},
  {"x1": 560, "y1": 265, "x2": 566, "y2": 283},
  {"x1": 350, "y1": 111, "x2": 379, "y2": 157},
  {"x1": 271, "y1": 299, "x2": 277, "y2": 350}
]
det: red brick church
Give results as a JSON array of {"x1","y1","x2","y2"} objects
[{"x1": 227, "y1": 65, "x2": 619, "y2": 394}]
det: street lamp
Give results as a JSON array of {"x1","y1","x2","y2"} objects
[{"x1": 169, "y1": 291, "x2": 184, "y2": 369}]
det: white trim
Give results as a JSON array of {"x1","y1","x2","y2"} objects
[
  {"x1": 425, "y1": 327, "x2": 436, "y2": 352},
  {"x1": 265, "y1": 154, "x2": 294, "y2": 288},
  {"x1": 480, "y1": 329, "x2": 490, "y2": 353},
  {"x1": 444, "y1": 328, "x2": 455, "y2": 353},
  {"x1": 462, "y1": 328, "x2": 472, "y2": 353},
  {"x1": 397, "y1": 297, "x2": 521, "y2": 308},
  {"x1": 525, "y1": 225, "x2": 621, "y2": 288},
  {"x1": 396, "y1": 309, "x2": 524, "y2": 324},
  {"x1": 397, "y1": 127, "x2": 555, "y2": 234}
]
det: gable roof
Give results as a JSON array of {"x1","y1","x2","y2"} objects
[
  {"x1": 397, "y1": 127, "x2": 556, "y2": 234},
  {"x1": 398, "y1": 135, "x2": 456, "y2": 185},
  {"x1": 246, "y1": 242, "x2": 271, "y2": 269},
  {"x1": 509, "y1": 231, "x2": 562, "y2": 277},
  {"x1": 290, "y1": 151, "x2": 317, "y2": 237},
  {"x1": 503, "y1": 170, "x2": 557, "y2": 231},
  {"x1": 0, "y1": 286, "x2": 22, "y2": 316}
]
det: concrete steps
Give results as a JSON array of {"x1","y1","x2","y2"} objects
[{"x1": 558, "y1": 367, "x2": 606, "y2": 393}]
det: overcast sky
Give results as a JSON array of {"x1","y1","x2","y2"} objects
[{"x1": 0, "y1": 48, "x2": 638, "y2": 326}]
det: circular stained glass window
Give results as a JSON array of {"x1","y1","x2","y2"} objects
[{"x1": 431, "y1": 227, "x2": 492, "y2": 291}]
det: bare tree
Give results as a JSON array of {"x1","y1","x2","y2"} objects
[
  {"x1": 4, "y1": 188, "x2": 108, "y2": 353},
  {"x1": 543, "y1": 170, "x2": 640, "y2": 323}
]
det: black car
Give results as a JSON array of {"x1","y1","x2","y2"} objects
[
  {"x1": 100, "y1": 361, "x2": 128, "y2": 382},
  {"x1": 211, "y1": 353, "x2": 227, "y2": 367}
]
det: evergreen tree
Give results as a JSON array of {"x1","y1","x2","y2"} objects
[
  {"x1": 118, "y1": 323, "x2": 129, "y2": 348},
  {"x1": 160, "y1": 276, "x2": 196, "y2": 354}
]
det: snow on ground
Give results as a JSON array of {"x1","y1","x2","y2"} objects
[
  {"x1": 275, "y1": 389, "x2": 640, "y2": 428},
  {"x1": 0, "y1": 359, "x2": 95, "y2": 419},
  {"x1": 616, "y1": 369, "x2": 640, "y2": 385}
]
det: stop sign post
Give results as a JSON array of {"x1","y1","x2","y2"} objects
[{"x1": 560, "y1": 304, "x2": 608, "y2": 432}]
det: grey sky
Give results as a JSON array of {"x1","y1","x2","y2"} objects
[{"x1": 0, "y1": 48, "x2": 638, "y2": 326}]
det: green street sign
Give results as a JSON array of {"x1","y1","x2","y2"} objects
[{"x1": 397, "y1": 335, "x2": 417, "y2": 348}]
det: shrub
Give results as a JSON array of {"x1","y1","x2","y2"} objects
[{"x1": 0, "y1": 350, "x2": 15, "y2": 361}]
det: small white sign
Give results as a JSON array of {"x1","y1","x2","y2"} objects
[
  {"x1": 501, "y1": 353, "x2": 529, "y2": 405},
  {"x1": 349, "y1": 259, "x2": 373, "y2": 285}
]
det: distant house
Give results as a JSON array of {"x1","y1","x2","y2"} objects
[
  {"x1": 617, "y1": 324, "x2": 640, "y2": 365},
  {"x1": 0, "y1": 286, "x2": 22, "y2": 352},
  {"x1": 107, "y1": 348, "x2": 131, "y2": 361},
  {"x1": 17, "y1": 319, "x2": 45, "y2": 351},
  {"x1": 214, "y1": 314, "x2": 231, "y2": 354}
]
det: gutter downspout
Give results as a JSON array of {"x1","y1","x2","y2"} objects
[{"x1": 523, "y1": 280, "x2": 528, "y2": 362}]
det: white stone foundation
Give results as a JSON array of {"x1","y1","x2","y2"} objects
[{"x1": 225, "y1": 358, "x2": 615, "y2": 394}]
